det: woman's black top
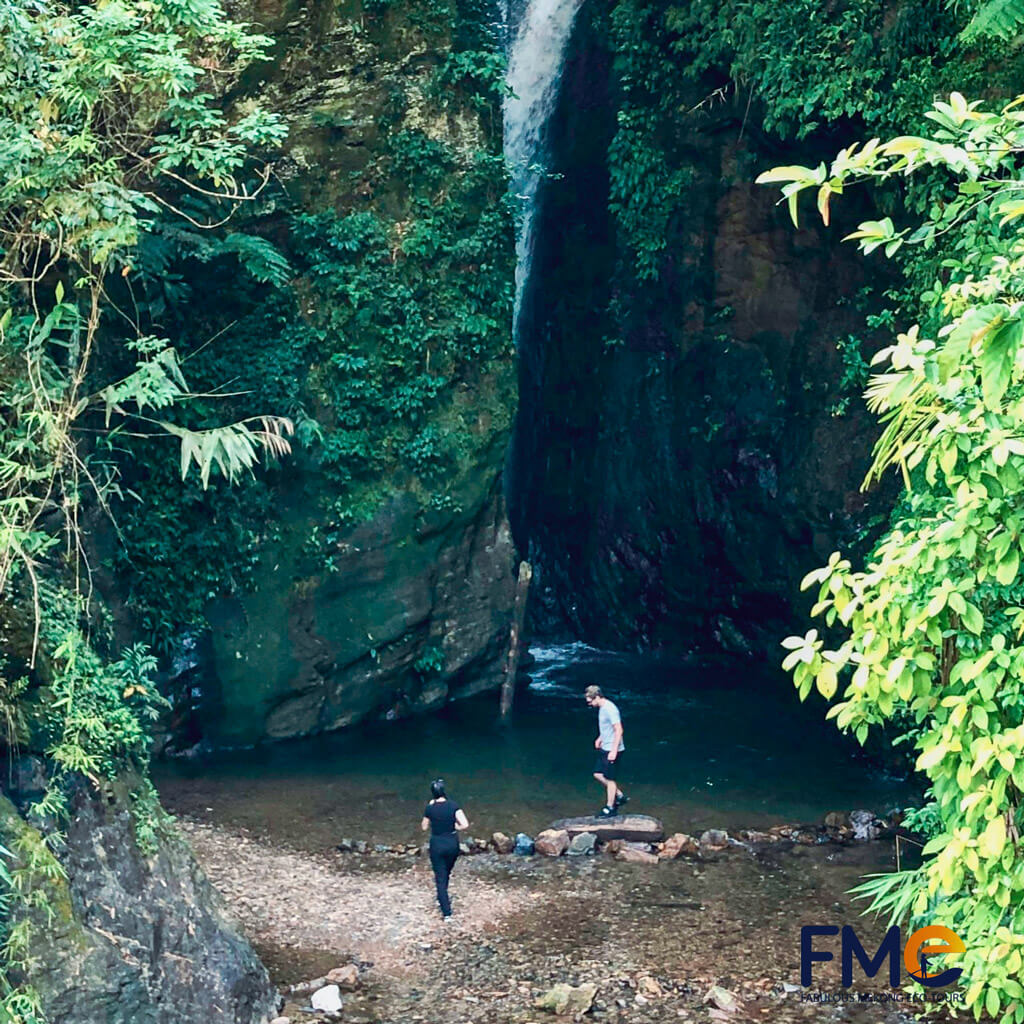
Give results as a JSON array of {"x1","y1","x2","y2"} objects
[{"x1": 424, "y1": 798, "x2": 460, "y2": 836}]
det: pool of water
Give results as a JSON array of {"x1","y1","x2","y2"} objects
[{"x1": 155, "y1": 643, "x2": 914, "y2": 851}]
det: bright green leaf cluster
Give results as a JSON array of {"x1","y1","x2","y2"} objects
[{"x1": 768, "y1": 94, "x2": 1024, "y2": 1023}]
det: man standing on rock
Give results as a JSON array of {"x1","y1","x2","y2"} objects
[{"x1": 585, "y1": 685, "x2": 628, "y2": 818}]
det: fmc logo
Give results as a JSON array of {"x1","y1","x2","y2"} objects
[{"x1": 802, "y1": 925, "x2": 966, "y2": 988}]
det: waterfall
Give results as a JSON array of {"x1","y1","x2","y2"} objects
[{"x1": 503, "y1": 0, "x2": 584, "y2": 341}]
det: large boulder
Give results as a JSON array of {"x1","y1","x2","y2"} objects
[{"x1": 1, "y1": 777, "x2": 277, "y2": 1024}]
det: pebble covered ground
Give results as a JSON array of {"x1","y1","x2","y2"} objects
[{"x1": 178, "y1": 818, "x2": 926, "y2": 1024}]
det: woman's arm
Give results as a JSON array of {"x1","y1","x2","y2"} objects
[
  {"x1": 455, "y1": 809, "x2": 469, "y2": 830},
  {"x1": 421, "y1": 816, "x2": 430, "y2": 832}
]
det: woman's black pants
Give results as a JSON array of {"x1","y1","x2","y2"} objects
[{"x1": 429, "y1": 834, "x2": 460, "y2": 917}]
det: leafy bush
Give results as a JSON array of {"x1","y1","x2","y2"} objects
[{"x1": 769, "y1": 93, "x2": 1024, "y2": 1023}]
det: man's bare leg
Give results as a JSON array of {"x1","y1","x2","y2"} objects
[{"x1": 593, "y1": 772, "x2": 622, "y2": 809}]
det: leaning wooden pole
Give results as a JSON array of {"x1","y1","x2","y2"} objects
[{"x1": 500, "y1": 561, "x2": 532, "y2": 718}]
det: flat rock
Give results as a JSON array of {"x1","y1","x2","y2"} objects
[
  {"x1": 326, "y1": 964, "x2": 359, "y2": 990},
  {"x1": 549, "y1": 814, "x2": 664, "y2": 843}
]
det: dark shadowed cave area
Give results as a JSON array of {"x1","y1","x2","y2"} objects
[{"x1": 507, "y1": 1, "x2": 897, "y2": 656}]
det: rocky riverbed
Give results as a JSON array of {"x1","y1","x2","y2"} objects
[{"x1": 178, "y1": 818, "x2": 918, "y2": 1024}]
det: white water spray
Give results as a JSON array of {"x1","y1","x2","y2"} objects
[{"x1": 504, "y1": 0, "x2": 584, "y2": 340}]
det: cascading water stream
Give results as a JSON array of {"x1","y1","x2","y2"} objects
[{"x1": 503, "y1": 0, "x2": 585, "y2": 341}]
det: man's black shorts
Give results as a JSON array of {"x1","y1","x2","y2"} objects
[{"x1": 594, "y1": 750, "x2": 622, "y2": 780}]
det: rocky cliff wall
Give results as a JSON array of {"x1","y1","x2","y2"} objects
[
  {"x1": 509, "y1": 0, "x2": 895, "y2": 654},
  {"x1": 97, "y1": 0, "x2": 519, "y2": 747},
  {"x1": 1, "y1": 767, "x2": 276, "y2": 1024}
]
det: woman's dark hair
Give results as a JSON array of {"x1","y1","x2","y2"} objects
[{"x1": 430, "y1": 778, "x2": 446, "y2": 799}]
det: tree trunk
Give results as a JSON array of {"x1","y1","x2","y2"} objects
[{"x1": 500, "y1": 561, "x2": 532, "y2": 717}]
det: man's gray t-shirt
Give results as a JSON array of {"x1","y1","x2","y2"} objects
[{"x1": 598, "y1": 700, "x2": 625, "y2": 752}]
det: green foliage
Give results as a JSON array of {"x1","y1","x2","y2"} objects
[
  {"x1": 95, "y1": 0, "x2": 514, "y2": 644},
  {"x1": 0, "y1": 0, "x2": 290, "y2": 1017},
  {"x1": 290, "y1": 142, "x2": 513, "y2": 527},
  {"x1": 432, "y1": 49, "x2": 511, "y2": 109},
  {"x1": 768, "y1": 93, "x2": 1024, "y2": 1023},
  {"x1": 829, "y1": 334, "x2": 871, "y2": 416},
  {"x1": 607, "y1": 1, "x2": 695, "y2": 283},
  {"x1": 961, "y1": 0, "x2": 1024, "y2": 42}
]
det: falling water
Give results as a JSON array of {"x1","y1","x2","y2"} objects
[{"x1": 504, "y1": 0, "x2": 585, "y2": 340}]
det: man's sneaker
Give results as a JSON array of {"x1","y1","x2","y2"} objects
[
  {"x1": 613, "y1": 793, "x2": 629, "y2": 810},
  {"x1": 596, "y1": 805, "x2": 618, "y2": 818}
]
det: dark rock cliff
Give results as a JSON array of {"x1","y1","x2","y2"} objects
[
  {"x1": 1, "y1": 767, "x2": 277, "y2": 1024},
  {"x1": 509, "y1": 0, "x2": 895, "y2": 655}
]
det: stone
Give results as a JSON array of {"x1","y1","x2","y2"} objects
[
  {"x1": 739, "y1": 829, "x2": 778, "y2": 844},
  {"x1": 699, "y1": 829, "x2": 730, "y2": 853},
  {"x1": 850, "y1": 809, "x2": 884, "y2": 841},
  {"x1": 614, "y1": 845, "x2": 659, "y2": 865},
  {"x1": 637, "y1": 975, "x2": 663, "y2": 998},
  {"x1": 287, "y1": 976, "x2": 328, "y2": 994},
  {"x1": 535, "y1": 982, "x2": 598, "y2": 1015},
  {"x1": 704, "y1": 984, "x2": 742, "y2": 1014},
  {"x1": 823, "y1": 811, "x2": 849, "y2": 830},
  {"x1": 659, "y1": 832, "x2": 699, "y2": 859},
  {"x1": 514, "y1": 832, "x2": 535, "y2": 855},
  {"x1": 567, "y1": 832, "x2": 597, "y2": 856},
  {"x1": 548, "y1": 814, "x2": 665, "y2": 843},
  {"x1": 535, "y1": 829, "x2": 570, "y2": 856},
  {"x1": 271, "y1": 1018, "x2": 291, "y2": 1024},
  {"x1": 326, "y1": 964, "x2": 359, "y2": 990},
  {"x1": 459, "y1": 842, "x2": 471, "y2": 855},
  {"x1": 491, "y1": 831, "x2": 515, "y2": 854},
  {"x1": 311, "y1": 984, "x2": 343, "y2": 1013}
]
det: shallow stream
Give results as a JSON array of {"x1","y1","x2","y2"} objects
[{"x1": 156, "y1": 644, "x2": 913, "y2": 850}]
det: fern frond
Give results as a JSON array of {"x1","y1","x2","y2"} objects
[
  {"x1": 961, "y1": 0, "x2": 1024, "y2": 42},
  {"x1": 213, "y1": 233, "x2": 293, "y2": 287}
]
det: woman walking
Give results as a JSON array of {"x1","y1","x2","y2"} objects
[{"x1": 420, "y1": 778, "x2": 469, "y2": 919}]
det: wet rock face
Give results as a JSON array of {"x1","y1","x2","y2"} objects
[
  {"x1": 1, "y1": 776, "x2": 276, "y2": 1024},
  {"x1": 203, "y1": 482, "x2": 516, "y2": 746},
  {"x1": 510, "y1": 2, "x2": 895, "y2": 654}
]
